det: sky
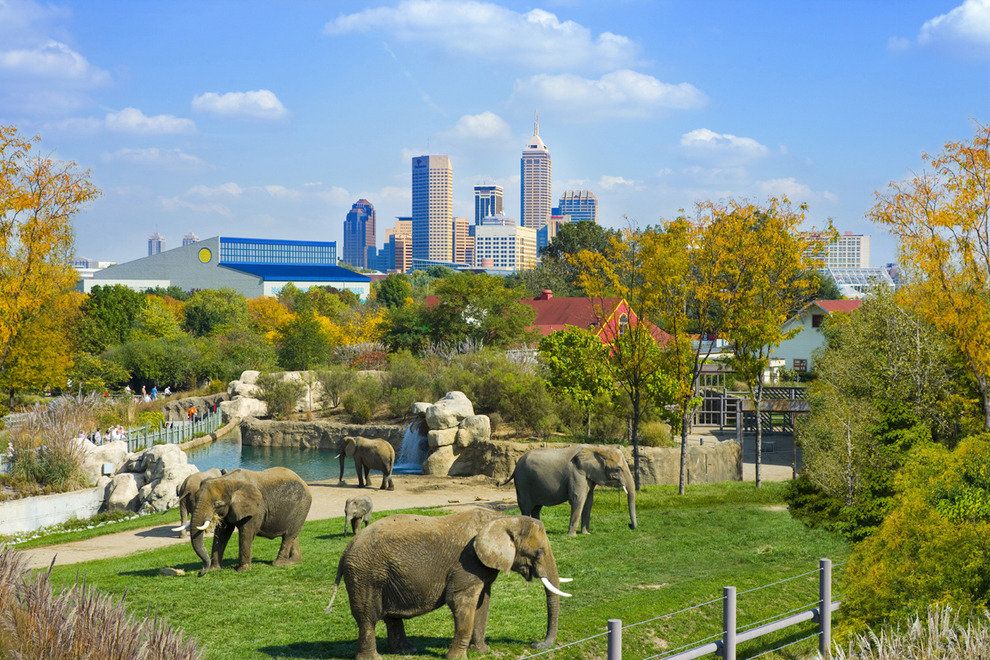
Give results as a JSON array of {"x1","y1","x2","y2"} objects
[{"x1": 1, "y1": 0, "x2": 989, "y2": 266}]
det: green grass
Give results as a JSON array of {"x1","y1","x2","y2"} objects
[
  {"x1": 5, "y1": 509, "x2": 179, "y2": 549},
  {"x1": 49, "y1": 482, "x2": 847, "y2": 659}
]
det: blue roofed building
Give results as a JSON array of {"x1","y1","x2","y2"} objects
[{"x1": 83, "y1": 235, "x2": 371, "y2": 299}]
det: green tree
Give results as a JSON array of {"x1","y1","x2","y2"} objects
[
  {"x1": 424, "y1": 272, "x2": 537, "y2": 348},
  {"x1": 380, "y1": 305, "x2": 431, "y2": 354},
  {"x1": 130, "y1": 296, "x2": 183, "y2": 340},
  {"x1": 542, "y1": 221, "x2": 619, "y2": 260},
  {"x1": 105, "y1": 336, "x2": 203, "y2": 389},
  {"x1": 539, "y1": 327, "x2": 613, "y2": 436},
  {"x1": 373, "y1": 273, "x2": 413, "y2": 308},
  {"x1": 277, "y1": 309, "x2": 335, "y2": 370},
  {"x1": 182, "y1": 289, "x2": 248, "y2": 336},
  {"x1": 78, "y1": 285, "x2": 146, "y2": 353},
  {"x1": 68, "y1": 353, "x2": 130, "y2": 392},
  {"x1": 199, "y1": 327, "x2": 277, "y2": 383},
  {"x1": 256, "y1": 373, "x2": 305, "y2": 420}
]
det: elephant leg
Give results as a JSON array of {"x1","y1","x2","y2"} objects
[
  {"x1": 470, "y1": 584, "x2": 492, "y2": 653},
  {"x1": 531, "y1": 505, "x2": 543, "y2": 520},
  {"x1": 274, "y1": 534, "x2": 300, "y2": 566},
  {"x1": 357, "y1": 463, "x2": 366, "y2": 487},
  {"x1": 385, "y1": 617, "x2": 415, "y2": 654},
  {"x1": 235, "y1": 525, "x2": 256, "y2": 571},
  {"x1": 179, "y1": 498, "x2": 189, "y2": 538},
  {"x1": 568, "y1": 484, "x2": 589, "y2": 537},
  {"x1": 289, "y1": 536, "x2": 302, "y2": 561},
  {"x1": 386, "y1": 471, "x2": 395, "y2": 491},
  {"x1": 447, "y1": 590, "x2": 480, "y2": 660},
  {"x1": 209, "y1": 521, "x2": 233, "y2": 570},
  {"x1": 581, "y1": 483, "x2": 596, "y2": 534},
  {"x1": 516, "y1": 490, "x2": 534, "y2": 517},
  {"x1": 363, "y1": 465, "x2": 371, "y2": 487},
  {"x1": 355, "y1": 617, "x2": 381, "y2": 660}
]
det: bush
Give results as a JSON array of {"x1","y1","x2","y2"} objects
[
  {"x1": 383, "y1": 351, "x2": 434, "y2": 402},
  {"x1": 136, "y1": 410, "x2": 164, "y2": 429},
  {"x1": 835, "y1": 606, "x2": 990, "y2": 660},
  {"x1": 639, "y1": 421, "x2": 675, "y2": 447},
  {"x1": 387, "y1": 387, "x2": 419, "y2": 419},
  {"x1": 350, "y1": 350, "x2": 387, "y2": 370},
  {"x1": 316, "y1": 365, "x2": 354, "y2": 410},
  {"x1": 255, "y1": 373, "x2": 305, "y2": 421},
  {"x1": 342, "y1": 375, "x2": 384, "y2": 423}
]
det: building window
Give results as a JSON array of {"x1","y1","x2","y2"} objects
[
  {"x1": 793, "y1": 359, "x2": 807, "y2": 373},
  {"x1": 811, "y1": 314, "x2": 824, "y2": 328}
]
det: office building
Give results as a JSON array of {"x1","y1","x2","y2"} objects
[
  {"x1": 480, "y1": 213, "x2": 514, "y2": 226},
  {"x1": 558, "y1": 190, "x2": 598, "y2": 223},
  {"x1": 807, "y1": 231, "x2": 871, "y2": 269},
  {"x1": 520, "y1": 118, "x2": 552, "y2": 231},
  {"x1": 452, "y1": 216, "x2": 472, "y2": 265},
  {"x1": 391, "y1": 217, "x2": 413, "y2": 273},
  {"x1": 84, "y1": 236, "x2": 370, "y2": 299},
  {"x1": 182, "y1": 232, "x2": 200, "y2": 247},
  {"x1": 474, "y1": 223, "x2": 537, "y2": 272},
  {"x1": 412, "y1": 155, "x2": 454, "y2": 263},
  {"x1": 473, "y1": 185, "x2": 503, "y2": 225},
  {"x1": 342, "y1": 199, "x2": 376, "y2": 268},
  {"x1": 148, "y1": 232, "x2": 165, "y2": 256},
  {"x1": 538, "y1": 208, "x2": 572, "y2": 253}
]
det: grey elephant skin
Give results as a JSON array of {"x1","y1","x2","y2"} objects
[
  {"x1": 338, "y1": 436, "x2": 395, "y2": 490},
  {"x1": 344, "y1": 496, "x2": 373, "y2": 535},
  {"x1": 327, "y1": 507, "x2": 571, "y2": 660},
  {"x1": 189, "y1": 467, "x2": 312, "y2": 576},
  {"x1": 173, "y1": 468, "x2": 227, "y2": 537},
  {"x1": 502, "y1": 445, "x2": 637, "y2": 536}
]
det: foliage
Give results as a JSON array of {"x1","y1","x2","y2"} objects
[
  {"x1": 808, "y1": 268, "x2": 843, "y2": 300},
  {"x1": 380, "y1": 303, "x2": 431, "y2": 354},
  {"x1": 423, "y1": 272, "x2": 537, "y2": 349},
  {"x1": 835, "y1": 606, "x2": 990, "y2": 660},
  {"x1": 277, "y1": 309, "x2": 336, "y2": 371},
  {"x1": 255, "y1": 373, "x2": 305, "y2": 421},
  {"x1": 198, "y1": 327, "x2": 277, "y2": 383},
  {"x1": 373, "y1": 273, "x2": 412, "y2": 308},
  {"x1": 247, "y1": 296, "x2": 294, "y2": 343},
  {"x1": 104, "y1": 336, "x2": 203, "y2": 390},
  {"x1": 182, "y1": 288, "x2": 249, "y2": 337},
  {"x1": 542, "y1": 220, "x2": 619, "y2": 260},
  {"x1": 341, "y1": 375, "x2": 384, "y2": 423},
  {"x1": 130, "y1": 296, "x2": 184, "y2": 341},
  {"x1": 316, "y1": 365, "x2": 354, "y2": 409},
  {"x1": 143, "y1": 285, "x2": 191, "y2": 301},
  {"x1": 870, "y1": 123, "x2": 990, "y2": 429},
  {"x1": 639, "y1": 421, "x2": 675, "y2": 448},
  {"x1": 539, "y1": 327, "x2": 614, "y2": 434},
  {"x1": 0, "y1": 291, "x2": 80, "y2": 396},
  {"x1": 843, "y1": 435, "x2": 990, "y2": 630},
  {"x1": 78, "y1": 285, "x2": 147, "y2": 353},
  {"x1": 135, "y1": 410, "x2": 164, "y2": 429}
]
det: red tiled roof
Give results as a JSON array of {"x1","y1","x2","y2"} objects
[
  {"x1": 815, "y1": 299, "x2": 862, "y2": 313},
  {"x1": 519, "y1": 296, "x2": 622, "y2": 336}
]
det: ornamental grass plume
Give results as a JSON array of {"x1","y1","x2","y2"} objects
[
  {"x1": 834, "y1": 606, "x2": 990, "y2": 660},
  {"x1": 0, "y1": 547, "x2": 201, "y2": 659}
]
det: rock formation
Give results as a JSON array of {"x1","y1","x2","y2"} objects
[{"x1": 412, "y1": 392, "x2": 491, "y2": 476}]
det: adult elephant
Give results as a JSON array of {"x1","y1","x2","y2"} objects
[
  {"x1": 189, "y1": 467, "x2": 312, "y2": 576},
  {"x1": 338, "y1": 436, "x2": 395, "y2": 490},
  {"x1": 501, "y1": 445, "x2": 637, "y2": 536},
  {"x1": 172, "y1": 467, "x2": 228, "y2": 537},
  {"x1": 327, "y1": 508, "x2": 572, "y2": 660}
]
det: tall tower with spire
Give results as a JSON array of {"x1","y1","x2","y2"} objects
[{"x1": 520, "y1": 114, "x2": 552, "y2": 231}]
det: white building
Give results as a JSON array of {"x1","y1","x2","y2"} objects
[
  {"x1": 520, "y1": 118, "x2": 552, "y2": 231},
  {"x1": 773, "y1": 299, "x2": 863, "y2": 373},
  {"x1": 828, "y1": 266, "x2": 895, "y2": 299},
  {"x1": 474, "y1": 223, "x2": 537, "y2": 273},
  {"x1": 411, "y1": 154, "x2": 453, "y2": 263},
  {"x1": 807, "y1": 232, "x2": 871, "y2": 269}
]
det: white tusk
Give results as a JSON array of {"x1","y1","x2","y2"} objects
[
  {"x1": 558, "y1": 577, "x2": 573, "y2": 583},
  {"x1": 541, "y1": 577, "x2": 572, "y2": 597},
  {"x1": 621, "y1": 484, "x2": 628, "y2": 494},
  {"x1": 196, "y1": 521, "x2": 211, "y2": 531},
  {"x1": 334, "y1": 453, "x2": 341, "y2": 459},
  {"x1": 171, "y1": 522, "x2": 190, "y2": 532}
]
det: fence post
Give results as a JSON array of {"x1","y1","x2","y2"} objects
[
  {"x1": 722, "y1": 586, "x2": 736, "y2": 659},
  {"x1": 819, "y1": 558, "x2": 832, "y2": 658},
  {"x1": 607, "y1": 619, "x2": 622, "y2": 660}
]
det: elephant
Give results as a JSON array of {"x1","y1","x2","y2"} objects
[
  {"x1": 172, "y1": 467, "x2": 228, "y2": 537},
  {"x1": 327, "y1": 507, "x2": 572, "y2": 660},
  {"x1": 337, "y1": 436, "x2": 395, "y2": 491},
  {"x1": 344, "y1": 496, "x2": 373, "y2": 535},
  {"x1": 501, "y1": 445, "x2": 637, "y2": 536},
  {"x1": 189, "y1": 467, "x2": 312, "y2": 576}
]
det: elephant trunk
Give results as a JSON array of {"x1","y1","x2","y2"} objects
[
  {"x1": 622, "y1": 467, "x2": 637, "y2": 530},
  {"x1": 534, "y1": 544, "x2": 562, "y2": 649},
  {"x1": 190, "y1": 498, "x2": 214, "y2": 567},
  {"x1": 338, "y1": 450, "x2": 346, "y2": 482}
]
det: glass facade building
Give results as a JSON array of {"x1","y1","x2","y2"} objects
[
  {"x1": 558, "y1": 190, "x2": 598, "y2": 223},
  {"x1": 342, "y1": 199, "x2": 376, "y2": 268},
  {"x1": 218, "y1": 237, "x2": 337, "y2": 265},
  {"x1": 473, "y1": 185, "x2": 503, "y2": 225}
]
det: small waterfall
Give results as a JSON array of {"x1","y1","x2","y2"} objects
[{"x1": 393, "y1": 419, "x2": 428, "y2": 474}]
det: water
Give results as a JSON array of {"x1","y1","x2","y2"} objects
[
  {"x1": 185, "y1": 427, "x2": 357, "y2": 482},
  {"x1": 393, "y1": 420, "x2": 427, "y2": 475}
]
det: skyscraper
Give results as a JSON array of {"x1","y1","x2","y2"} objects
[
  {"x1": 392, "y1": 217, "x2": 413, "y2": 273},
  {"x1": 452, "y1": 216, "x2": 472, "y2": 265},
  {"x1": 411, "y1": 155, "x2": 453, "y2": 263},
  {"x1": 473, "y1": 185, "x2": 503, "y2": 225},
  {"x1": 558, "y1": 190, "x2": 598, "y2": 223},
  {"x1": 147, "y1": 232, "x2": 165, "y2": 256},
  {"x1": 182, "y1": 232, "x2": 199, "y2": 247},
  {"x1": 342, "y1": 199, "x2": 376, "y2": 268},
  {"x1": 520, "y1": 116, "x2": 552, "y2": 231}
]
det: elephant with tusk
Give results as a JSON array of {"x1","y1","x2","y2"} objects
[
  {"x1": 172, "y1": 468, "x2": 229, "y2": 536},
  {"x1": 500, "y1": 445, "x2": 638, "y2": 536},
  {"x1": 188, "y1": 467, "x2": 312, "y2": 576},
  {"x1": 328, "y1": 507, "x2": 571, "y2": 660}
]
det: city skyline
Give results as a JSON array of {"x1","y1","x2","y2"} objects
[{"x1": 2, "y1": 0, "x2": 987, "y2": 265}]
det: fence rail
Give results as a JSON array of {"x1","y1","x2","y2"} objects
[{"x1": 125, "y1": 410, "x2": 222, "y2": 452}]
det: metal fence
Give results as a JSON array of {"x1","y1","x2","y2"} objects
[
  {"x1": 525, "y1": 558, "x2": 840, "y2": 660},
  {"x1": 125, "y1": 410, "x2": 222, "y2": 453}
]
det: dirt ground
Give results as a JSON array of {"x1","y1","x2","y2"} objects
[{"x1": 18, "y1": 475, "x2": 515, "y2": 570}]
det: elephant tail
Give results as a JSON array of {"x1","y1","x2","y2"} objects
[
  {"x1": 496, "y1": 467, "x2": 516, "y2": 488},
  {"x1": 325, "y1": 560, "x2": 345, "y2": 613}
]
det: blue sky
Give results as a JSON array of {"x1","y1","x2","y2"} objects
[{"x1": 1, "y1": 0, "x2": 988, "y2": 265}]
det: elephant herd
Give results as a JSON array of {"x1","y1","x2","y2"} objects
[{"x1": 169, "y1": 441, "x2": 638, "y2": 659}]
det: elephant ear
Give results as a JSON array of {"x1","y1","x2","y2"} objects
[
  {"x1": 474, "y1": 518, "x2": 516, "y2": 572},
  {"x1": 229, "y1": 484, "x2": 264, "y2": 524},
  {"x1": 344, "y1": 437, "x2": 357, "y2": 458},
  {"x1": 572, "y1": 446, "x2": 602, "y2": 473}
]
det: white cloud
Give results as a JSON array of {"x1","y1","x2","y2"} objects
[
  {"x1": 887, "y1": 36, "x2": 912, "y2": 52},
  {"x1": 160, "y1": 197, "x2": 232, "y2": 217},
  {"x1": 103, "y1": 148, "x2": 204, "y2": 169},
  {"x1": 263, "y1": 185, "x2": 301, "y2": 200},
  {"x1": 680, "y1": 128, "x2": 769, "y2": 164},
  {"x1": 919, "y1": 0, "x2": 990, "y2": 47},
  {"x1": 443, "y1": 112, "x2": 512, "y2": 142},
  {"x1": 187, "y1": 182, "x2": 244, "y2": 197},
  {"x1": 325, "y1": 0, "x2": 638, "y2": 70},
  {"x1": 191, "y1": 89, "x2": 288, "y2": 120},
  {"x1": 0, "y1": 39, "x2": 108, "y2": 84},
  {"x1": 598, "y1": 175, "x2": 638, "y2": 191},
  {"x1": 515, "y1": 70, "x2": 706, "y2": 119},
  {"x1": 757, "y1": 177, "x2": 837, "y2": 203},
  {"x1": 105, "y1": 107, "x2": 195, "y2": 135}
]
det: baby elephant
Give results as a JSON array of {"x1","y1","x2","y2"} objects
[{"x1": 344, "y1": 496, "x2": 373, "y2": 535}]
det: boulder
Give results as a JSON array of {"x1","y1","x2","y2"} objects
[
  {"x1": 422, "y1": 445, "x2": 456, "y2": 476},
  {"x1": 162, "y1": 462, "x2": 199, "y2": 484},
  {"x1": 455, "y1": 415, "x2": 491, "y2": 447},
  {"x1": 239, "y1": 370, "x2": 261, "y2": 385},
  {"x1": 220, "y1": 397, "x2": 267, "y2": 421},
  {"x1": 425, "y1": 392, "x2": 475, "y2": 430},
  {"x1": 228, "y1": 380, "x2": 261, "y2": 399},
  {"x1": 141, "y1": 444, "x2": 188, "y2": 482},
  {"x1": 411, "y1": 402, "x2": 431, "y2": 415},
  {"x1": 143, "y1": 479, "x2": 182, "y2": 513},
  {"x1": 106, "y1": 473, "x2": 145, "y2": 512},
  {"x1": 427, "y1": 428, "x2": 458, "y2": 449},
  {"x1": 79, "y1": 440, "x2": 129, "y2": 484}
]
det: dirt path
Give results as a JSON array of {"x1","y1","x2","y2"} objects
[{"x1": 18, "y1": 475, "x2": 514, "y2": 570}]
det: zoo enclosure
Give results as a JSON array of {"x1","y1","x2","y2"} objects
[
  {"x1": 125, "y1": 410, "x2": 222, "y2": 452},
  {"x1": 693, "y1": 387, "x2": 808, "y2": 436}
]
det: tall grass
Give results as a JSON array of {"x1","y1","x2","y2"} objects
[
  {"x1": 0, "y1": 547, "x2": 201, "y2": 658},
  {"x1": 835, "y1": 606, "x2": 990, "y2": 659}
]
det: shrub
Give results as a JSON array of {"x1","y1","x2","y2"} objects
[
  {"x1": 136, "y1": 410, "x2": 164, "y2": 429},
  {"x1": 342, "y1": 375, "x2": 384, "y2": 423},
  {"x1": 835, "y1": 606, "x2": 990, "y2": 660},
  {"x1": 387, "y1": 387, "x2": 419, "y2": 419},
  {"x1": 639, "y1": 421, "x2": 675, "y2": 447},
  {"x1": 350, "y1": 350, "x2": 388, "y2": 370},
  {"x1": 383, "y1": 351, "x2": 434, "y2": 402},
  {"x1": 8, "y1": 395, "x2": 100, "y2": 491},
  {"x1": 255, "y1": 373, "x2": 305, "y2": 421},
  {"x1": 316, "y1": 365, "x2": 354, "y2": 410}
]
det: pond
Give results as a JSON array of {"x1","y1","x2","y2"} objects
[{"x1": 185, "y1": 427, "x2": 356, "y2": 482}]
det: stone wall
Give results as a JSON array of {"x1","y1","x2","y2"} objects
[
  {"x1": 239, "y1": 418, "x2": 406, "y2": 452},
  {"x1": 0, "y1": 487, "x2": 104, "y2": 535},
  {"x1": 163, "y1": 393, "x2": 228, "y2": 422}
]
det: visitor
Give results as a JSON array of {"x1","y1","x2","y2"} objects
[
  {"x1": 163, "y1": 386, "x2": 171, "y2": 396},
  {"x1": 77, "y1": 431, "x2": 87, "y2": 444},
  {"x1": 93, "y1": 429, "x2": 102, "y2": 445},
  {"x1": 187, "y1": 405, "x2": 198, "y2": 422},
  {"x1": 151, "y1": 386, "x2": 158, "y2": 401}
]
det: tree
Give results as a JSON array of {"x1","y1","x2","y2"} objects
[
  {"x1": 130, "y1": 296, "x2": 183, "y2": 341},
  {"x1": 380, "y1": 304, "x2": 431, "y2": 354},
  {"x1": 539, "y1": 327, "x2": 613, "y2": 436},
  {"x1": 182, "y1": 288, "x2": 248, "y2": 336},
  {"x1": 277, "y1": 309, "x2": 336, "y2": 370},
  {"x1": 78, "y1": 284, "x2": 147, "y2": 353},
  {"x1": 871, "y1": 123, "x2": 990, "y2": 429},
  {"x1": 542, "y1": 221, "x2": 619, "y2": 260},
  {"x1": 0, "y1": 292, "x2": 80, "y2": 399},
  {"x1": 247, "y1": 296, "x2": 294, "y2": 343},
  {"x1": 424, "y1": 272, "x2": 537, "y2": 348},
  {"x1": 373, "y1": 273, "x2": 413, "y2": 308},
  {"x1": 0, "y1": 126, "x2": 99, "y2": 395}
]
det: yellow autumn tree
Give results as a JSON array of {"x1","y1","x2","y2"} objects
[
  {"x1": 0, "y1": 126, "x2": 99, "y2": 400},
  {"x1": 247, "y1": 296, "x2": 295, "y2": 343}
]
